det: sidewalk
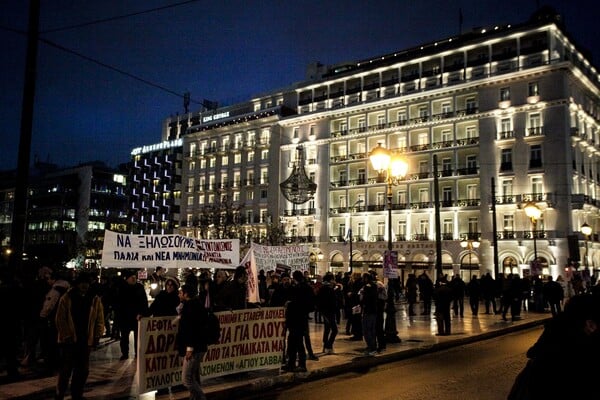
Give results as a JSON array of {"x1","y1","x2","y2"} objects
[{"x1": 1, "y1": 304, "x2": 550, "y2": 400}]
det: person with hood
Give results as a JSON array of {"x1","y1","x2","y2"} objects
[
  {"x1": 39, "y1": 271, "x2": 70, "y2": 372},
  {"x1": 54, "y1": 272, "x2": 104, "y2": 400}
]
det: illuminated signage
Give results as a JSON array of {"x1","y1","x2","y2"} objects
[
  {"x1": 131, "y1": 138, "x2": 183, "y2": 156},
  {"x1": 202, "y1": 111, "x2": 230, "y2": 123}
]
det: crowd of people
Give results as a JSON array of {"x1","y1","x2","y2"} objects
[{"x1": 1, "y1": 262, "x2": 599, "y2": 398}]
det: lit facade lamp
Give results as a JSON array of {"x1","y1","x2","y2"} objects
[
  {"x1": 581, "y1": 222, "x2": 592, "y2": 270},
  {"x1": 368, "y1": 143, "x2": 408, "y2": 252},
  {"x1": 460, "y1": 238, "x2": 481, "y2": 281},
  {"x1": 348, "y1": 199, "x2": 363, "y2": 273},
  {"x1": 369, "y1": 142, "x2": 407, "y2": 345},
  {"x1": 524, "y1": 202, "x2": 542, "y2": 262}
]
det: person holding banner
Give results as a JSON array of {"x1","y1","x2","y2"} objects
[{"x1": 176, "y1": 283, "x2": 210, "y2": 400}]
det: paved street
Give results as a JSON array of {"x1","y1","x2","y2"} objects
[{"x1": 0, "y1": 303, "x2": 550, "y2": 400}]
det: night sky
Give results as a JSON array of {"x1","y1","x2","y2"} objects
[{"x1": 1, "y1": 0, "x2": 599, "y2": 171}]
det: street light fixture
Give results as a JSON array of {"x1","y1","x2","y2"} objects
[
  {"x1": 524, "y1": 201, "x2": 542, "y2": 263},
  {"x1": 581, "y1": 222, "x2": 592, "y2": 271},
  {"x1": 348, "y1": 199, "x2": 363, "y2": 273},
  {"x1": 460, "y1": 238, "x2": 480, "y2": 281},
  {"x1": 369, "y1": 143, "x2": 408, "y2": 252}
]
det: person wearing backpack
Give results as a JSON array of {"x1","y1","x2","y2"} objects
[{"x1": 39, "y1": 270, "x2": 70, "y2": 372}]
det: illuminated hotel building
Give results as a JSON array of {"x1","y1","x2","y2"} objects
[{"x1": 161, "y1": 8, "x2": 599, "y2": 280}]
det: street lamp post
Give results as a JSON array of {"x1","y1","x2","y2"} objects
[
  {"x1": 369, "y1": 143, "x2": 408, "y2": 252},
  {"x1": 581, "y1": 222, "x2": 592, "y2": 271},
  {"x1": 348, "y1": 199, "x2": 363, "y2": 273},
  {"x1": 460, "y1": 238, "x2": 480, "y2": 281},
  {"x1": 369, "y1": 142, "x2": 408, "y2": 344},
  {"x1": 524, "y1": 202, "x2": 542, "y2": 263}
]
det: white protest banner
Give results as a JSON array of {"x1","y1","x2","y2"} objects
[
  {"x1": 240, "y1": 250, "x2": 259, "y2": 304},
  {"x1": 101, "y1": 230, "x2": 239, "y2": 269},
  {"x1": 138, "y1": 316, "x2": 181, "y2": 393},
  {"x1": 250, "y1": 243, "x2": 310, "y2": 272},
  {"x1": 137, "y1": 308, "x2": 286, "y2": 394}
]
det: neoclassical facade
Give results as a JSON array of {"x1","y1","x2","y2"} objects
[{"x1": 158, "y1": 8, "x2": 599, "y2": 282}]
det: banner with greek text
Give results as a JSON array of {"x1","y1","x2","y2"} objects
[
  {"x1": 250, "y1": 243, "x2": 310, "y2": 272},
  {"x1": 137, "y1": 308, "x2": 286, "y2": 394},
  {"x1": 101, "y1": 230, "x2": 239, "y2": 269}
]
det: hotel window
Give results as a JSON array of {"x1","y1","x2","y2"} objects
[
  {"x1": 466, "y1": 98, "x2": 476, "y2": 113},
  {"x1": 466, "y1": 155, "x2": 477, "y2": 172},
  {"x1": 358, "y1": 118, "x2": 366, "y2": 132},
  {"x1": 247, "y1": 131, "x2": 256, "y2": 147},
  {"x1": 500, "y1": 87, "x2": 510, "y2": 101},
  {"x1": 500, "y1": 118, "x2": 512, "y2": 138},
  {"x1": 187, "y1": 196, "x2": 194, "y2": 206},
  {"x1": 198, "y1": 195, "x2": 204, "y2": 205},
  {"x1": 503, "y1": 215, "x2": 514, "y2": 231},
  {"x1": 419, "y1": 105, "x2": 428, "y2": 118},
  {"x1": 467, "y1": 184, "x2": 478, "y2": 201},
  {"x1": 377, "y1": 115, "x2": 385, "y2": 128},
  {"x1": 442, "y1": 129, "x2": 452, "y2": 143},
  {"x1": 293, "y1": 127, "x2": 299, "y2": 140},
  {"x1": 528, "y1": 81, "x2": 539, "y2": 97},
  {"x1": 419, "y1": 220, "x2": 429, "y2": 236},
  {"x1": 261, "y1": 168, "x2": 268, "y2": 184},
  {"x1": 397, "y1": 191, "x2": 406, "y2": 205},
  {"x1": 209, "y1": 158, "x2": 216, "y2": 168},
  {"x1": 441, "y1": 102, "x2": 451, "y2": 115},
  {"x1": 209, "y1": 176, "x2": 215, "y2": 190},
  {"x1": 531, "y1": 176, "x2": 543, "y2": 195},
  {"x1": 200, "y1": 159, "x2": 207, "y2": 169},
  {"x1": 358, "y1": 222, "x2": 365, "y2": 238},
  {"x1": 530, "y1": 144, "x2": 543, "y2": 168},
  {"x1": 398, "y1": 111, "x2": 407, "y2": 125},
  {"x1": 187, "y1": 178, "x2": 194, "y2": 192},
  {"x1": 233, "y1": 191, "x2": 240, "y2": 202},
  {"x1": 260, "y1": 189, "x2": 267, "y2": 199},
  {"x1": 220, "y1": 173, "x2": 228, "y2": 188},
  {"x1": 377, "y1": 192, "x2": 385, "y2": 207},
  {"x1": 309, "y1": 125, "x2": 315, "y2": 137},
  {"x1": 419, "y1": 188, "x2": 429, "y2": 203},
  {"x1": 502, "y1": 179, "x2": 513, "y2": 197},
  {"x1": 339, "y1": 195, "x2": 347, "y2": 209},
  {"x1": 418, "y1": 132, "x2": 429, "y2": 146},
  {"x1": 466, "y1": 126, "x2": 476, "y2": 139},
  {"x1": 199, "y1": 177, "x2": 205, "y2": 190},
  {"x1": 338, "y1": 223, "x2": 346, "y2": 239},
  {"x1": 377, "y1": 222, "x2": 385, "y2": 237},
  {"x1": 340, "y1": 121, "x2": 347, "y2": 134},
  {"x1": 442, "y1": 187, "x2": 452, "y2": 205},
  {"x1": 222, "y1": 155, "x2": 228, "y2": 165},
  {"x1": 234, "y1": 153, "x2": 242, "y2": 164},
  {"x1": 260, "y1": 209, "x2": 268, "y2": 223},
  {"x1": 233, "y1": 172, "x2": 240, "y2": 187},
  {"x1": 246, "y1": 210, "x2": 253, "y2": 223},
  {"x1": 443, "y1": 218, "x2": 453, "y2": 236},
  {"x1": 208, "y1": 194, "x2": 215, "y2": 204},
  {"x1": 261, "y1": 129, "x2": 270, "y2": 144},
  {"x1": 528, "y1": 113, "x2": 542, "y2": 135},
  {"x1": 261, "y1": 150, "x2": 269, "y2": 160},
  {"x1": 501, "y1": 148, "x2": 513, "y2": 171},
  {"x1": 189, "y1": 142, "x2": 197, "y2": 157},
  {"x1": 246, "y1": 190, "x2": 254, "y2": 201},
  {"x1": 309, "y1": 171, "x2": 316, "y2": 182},
  {"x1": 442, "y1": 157, "x2": 452, "y2": 174},
  {"x1": 397, "y1": 221, "x2": 406, "y2": 239},
  {"x1": 397, "y1": 134, "x2": 407, "y2": 149},
  {"x1": 247, "y1": 171, "x2": 254, "y2": 185},
  {"x1": 186, "y1": 215, "x2": 193, "y2": 227},
  {"x1": 358, "y1": 168, "x2": 366, "y2": 184},
  {"x1": 468, "y1": 217, "x2": 479, "y2": 235},
  {"x1": 248, "y1": 151, "x2": 254, "y2": 163},
  {"x1": 188, "y1": 161, "x2": 195, "y2": 171}
]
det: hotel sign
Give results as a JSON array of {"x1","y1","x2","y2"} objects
[{"x1": 202, "y1": 111, "x2": 230, "y2": 123}]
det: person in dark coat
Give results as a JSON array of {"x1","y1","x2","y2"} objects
[
  {"x1": 543, "y1": 275, "x2": 564, "y2": 317},
  {"x1": 115, "y1": 270, "x2": 148, "y2": 360},
  {"x1": 509, "y1": 294, "x2": 600, "y2": 399},
  {"x1": 480, "y1": 272, "x2": 498, "y2": 314},
  {"x1": 359, "y1": 273, "x2": 379, "y2": 355},
  {"x1": 316, "y1": 272, "x2": 339, "y2": 354},
  {"x1": 417, "y1": 271, "x2": 434, "y2": 315},
  {"x1": 405, "y1": 274, "x2": 418, "y2": 316},
  {"x1": 449, "y1": 275, "x2": 466, "y2": 318},
  {"x1": 149, "y1": 276, "x2": 180, "y2": 317},
  {"x1": 220, "y1": 266, "x2": 248, "y2": 310},
  {"x1": 466, "y1": 275, "x2": 482, "y2": 316},
  {"x1": 433, "y1": 276, "x2": 453, "y2": 336},
  {"x1": 176, "y1": 283, "x2": 210, "y2": 400},
  {"x1": 282, "y1": 270, "x2": 314, "y2": 372}
]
